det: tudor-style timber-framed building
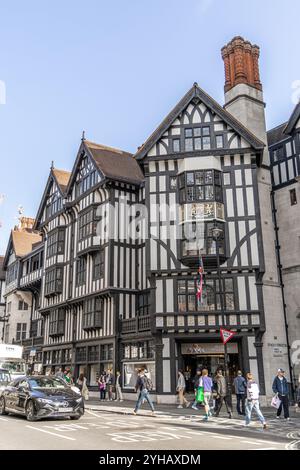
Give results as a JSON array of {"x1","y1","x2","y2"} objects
[{"x1": 2, "y1": 36, "x2": 298, "y2": 401}]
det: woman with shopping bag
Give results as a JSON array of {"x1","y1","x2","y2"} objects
[{"x1": 271, "y1": 393, "x2": 281, "y2": 409}]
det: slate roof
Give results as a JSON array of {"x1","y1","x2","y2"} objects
[
  {"x1": 84, "y1": 140, "x2": 144, "y2": 186},
  {"x1": 267, "y1": 122, "x2": 288, "y2": 147},
  {"x1": 284, "y1": 102, "x2": 300, "y2": 135}
]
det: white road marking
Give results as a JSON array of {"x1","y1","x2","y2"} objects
[
  {"x1": 26, "y1": 425, "x2": 76, "y2": 441},
  {"x1": 0, "y1": 417, "x2": 8, "y2": 421}
]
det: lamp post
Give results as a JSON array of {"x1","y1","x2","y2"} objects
[{"x1": 211, "y1": 226, "x2": 232, "y2": 407}]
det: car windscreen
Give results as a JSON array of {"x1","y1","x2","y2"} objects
[{"x1": 28, "y1": 377, "x2": 67, "y2": 389}]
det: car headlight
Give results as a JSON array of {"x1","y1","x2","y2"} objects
[
  {"x1": 36, "y1": 398, "x2": 55, "y2": 405},
  {"x1": 76, "y1": 397, "x2": 83, "y2": 403},
  {"x1": 71, "y1": 386, "x2": 81, "y2": 395}
]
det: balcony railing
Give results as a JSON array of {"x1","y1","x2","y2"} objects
[{"x1": 121, "y1": 315, "x2": 151, "y2": 334}]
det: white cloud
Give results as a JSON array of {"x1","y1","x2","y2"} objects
[{"x1": 0, "y1": 194, "x2": 5, "y2": 205}]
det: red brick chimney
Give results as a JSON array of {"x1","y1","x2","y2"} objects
[{"x1": 221, "y1": 36, "x2": 262, "y2": 93}]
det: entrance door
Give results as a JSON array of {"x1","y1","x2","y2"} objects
[{"x1": 182, "y1": 354, "x2": 240, "y2": 391}]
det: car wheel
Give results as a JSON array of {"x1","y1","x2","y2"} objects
[
  {"x1": 70, "y1": 415, "x2": 81, "y2": 420},
  {"x1": 0, "y1": 397, "x2": 8, "y2": 415},
  {"x1": 25, "y1": 401, "x2": 36, "y2": 421}
]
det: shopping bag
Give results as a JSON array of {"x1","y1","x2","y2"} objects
[
  {"x1": 271, "y1": 394, "x2": 281, "y2": 409},
  {"x1": 196, "y1": 386, "x2": 204, "y2": 403}
]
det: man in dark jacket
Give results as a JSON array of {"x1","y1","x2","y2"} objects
[
  {"x1": 214, "y1": 370, "x2": 232, "y2": 418},
  {"x1": 272, "y1": 369, "x2": 290, "y2": 420},
  {"x1": 234, "y1": 370, "x2": 246, "y2": 415}
]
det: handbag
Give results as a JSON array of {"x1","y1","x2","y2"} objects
[
  {"x1": 196, "y1": 386, "x2": 204, "y2": 403},
  {"x1": 271, "y1": 394, "x2": 281, "y2": 409}
]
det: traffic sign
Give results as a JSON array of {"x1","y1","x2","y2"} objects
[{"x1": 220, "y1": 328, "x2": 236, "y2": 345}]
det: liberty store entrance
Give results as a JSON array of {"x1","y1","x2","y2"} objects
[{"x1": 180, "y1": 342, "x2": 240, "y2": 392}]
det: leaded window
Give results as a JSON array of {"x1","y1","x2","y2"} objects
[
  {"x1": 44, "y1": 267, "x2": 63, "y2": 296},
  {"x1": 92, "y1": 251, "x2": 104, "y2": 280},
  {"x1": 179, "y1": 170, "x2": 223, "y2": 203},
  {"x1": 177, "y1": 277, "x2": 235, "y2": 312},
  {"x1": 83, "y1": 297, "x2": 103, "y2": 329},
  {"x1": 76, "y1": 256, "x2": 87, "y2": 286},
  {"x1": 78, "y1": 207, "x2": 98, "y2": 240},
  {"x1": 184, "y1": 126, "x2": 211, "y2": 151},
  {"x1": 47, "y1": 228, "x2": 65, "y2": 257},
  {"x1": 46, "y1": 192, "x2": 63, "y2": 219},
  {"x1": 49, "y1": 308, "x2": 65, "y2": 336}
]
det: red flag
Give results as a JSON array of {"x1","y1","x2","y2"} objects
[
  {"x1": 220, "y1": 328, "x2": 236, "y2": 345},
  {"x1": 196, "y1": 261, "x2": 204, "y2": 302}
]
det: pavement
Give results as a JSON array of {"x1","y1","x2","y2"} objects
[{"x1": 0, "y1": 399, "x2": 299, "y2": 450}]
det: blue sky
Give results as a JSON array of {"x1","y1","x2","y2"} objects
[{"x1": 0, "y1": 0, "x2": 299, "y2": 253}]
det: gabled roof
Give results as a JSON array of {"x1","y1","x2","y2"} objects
[
  {"x1": 85, "y1": 140, "x2": 144, "y2": 185},
  {"x1": 3, "y1": 227, "x2": 42, "y2": 268},
  {"x1": 283, "y1": 101, "x2": 300, "y2": 135},
  {"x1": 66, "y1": 139, "x2": 144, "y2": 193},
  {"x1": 267, "y1": 122, "x2": 288, "y2": 147},
  {"x1": 52, "y1": 169, "x2": 71, "y2": 193},
  {"x1": 34, "y1": 167, "x2": 71, "y2": 230},
  {"x1": 134, "y1": 82, "x2": 265, "y2": 161},
  {"x1": 12, "y1": 230, "x2": 42, "y2": 257}
]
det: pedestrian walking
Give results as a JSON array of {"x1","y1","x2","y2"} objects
[
  {"x1": 176, "y1": 370, "x2": 190, "y2": 408},
  {"x1": 200, "y1": 369, "x2": 213, "y2": 421},
  {"x1": 245, "y1": 372, "x2": 267, "y2": 429},
  {"x1": 191, "y1": 368, "x2": 202, "y2": 410},
  {"x1": 272, "y1": 369, "x2": 290, "y2": 420},
  {"x1": 234, "y1": 370, "x2": 247, "y2": 415},
  {"x1": 105, "y1": 369, "x2": 115, "y2": 401},
  {"x1": 76, "y1": 373, "x2": 89, "y2": 400},
  {"x1": 133, "y1": 368, "x2": 155, "y2": 415},
  {"x1": 214, "y1": 370, "x2": 232, "y2": 418},
  {"x1": 115, "y1": 371, "x2": 123, "y2": 402},
  {"x1": 98, "y1": 374, "x2": 106, "y2": 401}
]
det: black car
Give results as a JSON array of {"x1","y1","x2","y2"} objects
[{"x1": 0, "y1": 375, "x2": 84, "y2": 421}]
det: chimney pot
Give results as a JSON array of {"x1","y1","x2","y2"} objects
[{"x1": 221, "y1": 36, "x2": 262, "y2": 93}]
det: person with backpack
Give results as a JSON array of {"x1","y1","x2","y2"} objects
[
  {"x1": 245, "y1": 372, "x2": 267, "y2": 429},
  {"x1": 133, "y1": 368, "x2": 155, "y2": 415},
  {"x1": 234, "y1": 370, "x2": 247, "y2": 415},
  {"x1": 176, "y1": 370, "x2": 190, "y2": 409},
  {"x1": 272, "y1": 369, "x2": 290, "y2": 420}
]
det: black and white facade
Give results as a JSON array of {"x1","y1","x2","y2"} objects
[
  {"x1": 268, "y1": 102, "x2": 300, "y2": 387},
  {"x1": 2, "y1": 36, "x2": 296, "y2": 401}
]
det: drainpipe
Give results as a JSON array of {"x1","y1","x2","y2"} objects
[{"x1": 271, "y1": 189, "x2": 295, "y2": 400}]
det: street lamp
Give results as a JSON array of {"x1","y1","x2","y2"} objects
[{"x1": 211, "y1": 226, "x2": 232, "y2": 406}]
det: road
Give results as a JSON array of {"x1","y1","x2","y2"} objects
[{"x1": 0, "y1": 408, "x2": 299, "y2": 450}]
